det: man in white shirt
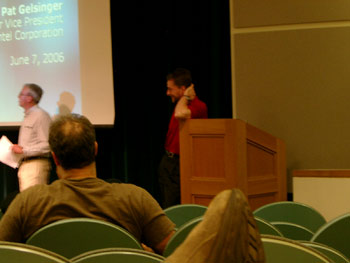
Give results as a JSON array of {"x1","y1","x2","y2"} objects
[{"x1": 12, "y1": 83, "x2": 52, "y2": 191}]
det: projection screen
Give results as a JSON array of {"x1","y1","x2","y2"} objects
[{"x1": 0, "y1": 0, "x2": 115, "y2": 126}]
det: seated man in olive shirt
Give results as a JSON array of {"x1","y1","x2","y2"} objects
[{"x1": 0, "y1": 114, "x2": 175, "y2": 254}]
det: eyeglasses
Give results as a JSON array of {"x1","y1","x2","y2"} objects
[{"x1": 19, "y1": 93, "x2": 31, "y2": 97}]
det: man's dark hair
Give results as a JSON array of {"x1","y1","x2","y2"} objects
[
  {"x1": 49, "y1": 114, "x2": 96, "y2": 170},
  {"x1": 166, "y1": 68, "x2": 192, "y2": 88},
  {"x1": 25, "y1": 83, "x2": 43, "y2": 103}
]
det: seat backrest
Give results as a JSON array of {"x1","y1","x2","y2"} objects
[
  {"x1": 311, "y1": 213, "x2": 350, "y2": 259},
  {"x1": 254, "y1": 216, "x2": 283, "y2": 237},
  {"x1": 254, "y1": 201, "x2": 326, "y2": 232},
  {"x1": 262, "y1": 235, "x2": 332, "y2": 263},
  {"x1": 71, "y1": 248, "x2": 165, "y2": 263},
  {"x1": 271, "y1": 221, "x2": 314, "y2": 241},
  {"x1": 301, "y1": 241, "x2": 350, "y2": 263},
  {"x1": 26, "y1": 218, "x2": 142, "y2": 259},
  {"x1": 164, "y1": 204, "x2": 207, "y2": 229},
  {"x1": 163, "y1": 216, "x2": 203, "y2": 257},
  {"x1": 0, "y1": 241, "x2": 70, "y2": 263}
]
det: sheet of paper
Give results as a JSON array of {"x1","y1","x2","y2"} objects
[{"x1": 0, "y1": 136, "x2": 22, "y2": 169}]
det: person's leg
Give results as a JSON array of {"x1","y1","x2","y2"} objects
[
  {"x1": 158, "y1": 155, "x2": 180, "y2": 208},
  {"x1": 18, "y1": 159, "x2": 51, "y2": 192}
]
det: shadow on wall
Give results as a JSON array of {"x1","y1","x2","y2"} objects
[{"x1": 56, "y1": 91, "x2": 76, "y2": 116}]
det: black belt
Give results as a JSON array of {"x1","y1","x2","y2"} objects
[
  {"x1": 165, "y1": 150, "x2": 179, "y2": 158},
  {"x1": 21, "y1": 155, "x2": 50, "y2": 163}
]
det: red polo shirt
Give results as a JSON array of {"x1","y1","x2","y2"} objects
[{"x1": 165, "y1": 97, "x2": 207, "y2": 155}]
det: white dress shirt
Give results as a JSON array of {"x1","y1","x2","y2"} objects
[{"x1": 18, "y1": 105, "x2": 51, "y2": 157}]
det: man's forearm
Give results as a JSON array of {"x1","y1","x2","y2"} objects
[
  {"x1": 155, "y1": 230, "x2": 175, "y2": 254},
  {"x1": 174, "y1": 96, "x2": 191, "y2": 119}
]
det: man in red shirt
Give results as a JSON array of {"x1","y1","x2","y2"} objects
[{"x1": 159, "y1": 68, "x2": 207, "y2": 208}]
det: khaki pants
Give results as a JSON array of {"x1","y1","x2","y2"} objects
[{"x1": 18, "y1": 159, "x2": 51, "y2": 192}]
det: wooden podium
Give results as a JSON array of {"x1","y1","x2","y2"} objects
[{"x1": 179, "y1": 119, "x2": 286, "y2": 210}]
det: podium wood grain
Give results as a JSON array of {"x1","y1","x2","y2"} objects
[{"x1": 179, "y1": 119, "x2": 286, "y2": 210}]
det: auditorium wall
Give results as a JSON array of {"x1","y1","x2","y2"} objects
[{"x1": 229, "y1": 0, "x2": 350, "y2": 191}]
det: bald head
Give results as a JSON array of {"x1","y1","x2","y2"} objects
[{"x1": 49, "y1": 114, "x2": 96, "y2": 170}]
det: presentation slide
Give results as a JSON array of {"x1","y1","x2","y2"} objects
[{"x1": 0, "y1": 0, "x2": 115, "y2": 126}]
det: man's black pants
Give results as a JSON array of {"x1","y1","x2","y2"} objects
[{"x1": 158, "y1": 153, "x2": 180, "y2": 209}]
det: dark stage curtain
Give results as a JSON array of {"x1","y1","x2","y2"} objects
[
  {"x1": 0, "y1": 0, "x2": 232, "y2": 204},
  {"x1": 108, "y1": 0, "x2": 232, "y2": 201}
]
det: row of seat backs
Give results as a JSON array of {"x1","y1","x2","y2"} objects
[
  {"x1": 0, "y1": 242, "x2": 165, "y2": 263},
  {"x1": 2, "y1": 236, "x2": 348, "y2": 263},
  {"x1": 301, "y1": 241, "x2": 349, "y2": 263},
  {"x1": 73, "y1": 231, "x2": 349, "y2": 263},
  {"x1": 71, "y1": 248, "x2": 165, "y2": 263},
  {"x1": 262, "y1": 235, "x2": 348, "y2": 263},
  {"x1": 253, "y1": 200, "x2": 324, "y2": 242},
  {"x1": 2, "y1": 235, "x2": 349, "y2": 263},
  {"x1": 6, "y1": 204, "x2": 348, "y2": 263},
  {"x1": 12, "y1": 205, "x2": 206, "y2": 261},
  {"x1": 246, "y1": 217, "x2": 350, "y2": 263},
  {"x1": 163, "y1": 216, "x2": 203, "y2": 257},
  {"x1": 254, "y1": 201, "x2": 350, "y2": 260},
  {"x1": 10, "y1": 202, "x2": 350, "y2": 262},
  {"x1": 22, "y1": 204, "x2": 208, "y2": 259},
  {"x1": 255, "y1": 217, "x2": 313, "y2": 240},
  {"x1": 164, "y1": 202, "x2": 350, "y2": 262},
  {"x1": 0, "y1": 241, "x2": 70, "y2": 263},
  {"x1": 26, "y1": 218, "x2": 142, "y2": 259},
  {"x1": 163, "y1": 203, "x2": 207, "y2": 229},
  {"x1": 162, "y1": 204, "x2": 209, "y2": 257},
  {"x1": 310, "y1": 213, "x2": 350, "y2": 260},
  {"x1": 253, "y1": 201, "x2": 327, "y2": 233}
]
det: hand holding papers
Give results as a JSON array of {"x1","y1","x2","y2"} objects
[{"x1": 0, "y1": 136, "x2": 22, "y2": 169}]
